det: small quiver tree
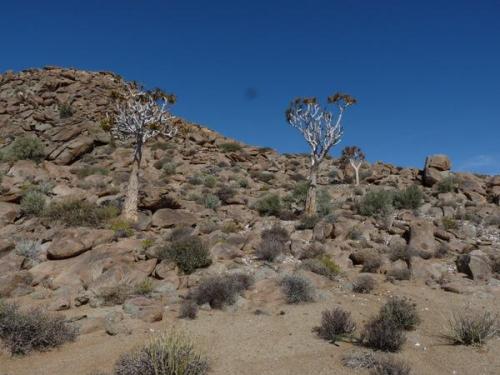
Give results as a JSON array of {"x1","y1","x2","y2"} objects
[
  {"x1": 286, "y1": 93, "x2": 356, "y2": 216},
  {"x1": 340, "y1": 146, "x2": 365, "y2": 186},
  {"x1": 113, "y1": 87, "x2": 177, "y2": 222}
]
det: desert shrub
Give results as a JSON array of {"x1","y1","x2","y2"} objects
[
  {"x1": 296, "y1": 215, "x2": 320, "y2": 230},
  {"x1": 261, "y1": 225, "x2": 290, "y2": 243},
  {"x1": 159, "y1": 236, "x2": 211, "y2": 274},
  {"x1": 44, "y1": 199, "x2": 119, "y2": 227},
  {"x1": 149, "y1": 195, "x2": 181, "y2": 211},
  {"x1": 348, "y1": 226, "x2": 363, "y2": 240},
  {"x1": 434, "y1": 243, "x2": 449, "y2": 258},
  {"x1": 291, "y1": 181, "x2": 309, "y2": 206},
  {"x1": 113, "y1": 331, "x2": 208, "y2": 375},
  {"x1": 169, "y1": 226, "x2": 193, "y2": 242},
  {"x1": 314, "y1": 307, "x2": 356, "y2": 343},
  {"x1": 219, "y1": 142, "x2": 242, "y2": 153},
  {"x1": 280, "y1": 274, "x2": 315, "y2": 304},
  {"x1": 135, "y1": 278, "x2": 154, "y2": 296},
  {"x1": 379, "y1": 297, "x2": 420, "y2": 330},
  {"x1": 187, "y1": 174, "x2": 203, "y2": 185},
  {"x1": 3, "y1": 136, "x2": 45, "y2": 162},
  {"x1": 161, "y1": 162, "x2": 177, "y2": 176},
  {"x1": 238, "y1": 178, "x2": 249, "y2": 188},
  {"x1": 362, "y1": 254, "x2": 382, "y2": 273},
  {"x1": 442, "y1": 216, "x2": 458, "y2": 231},
  {"x1": 20, "y1": 190, "x2": 46, "y2": 216},
  {"x1": 394, "y1": 185, "x2": 423, "y2": 210},
  {"x1": 353, "y1": 275, "x2": 376, "y2": 293},
  {"x1": 15, "y1": 239, "x2": 42, "y2": 262},
  {"x1": 191, "y1": 273, "x2": 254, "y2": 309},
  {"x1": 301, "y1": 255, "x2": 341, "y2": 280},
  {"x1": 0, "y1": 301, "x2": 77, "y2": 355},
  {"x1": 199, "y1": 193, "x2": 220, "y2": 209},
  {"x1": 389, "y1": 244, "x2": 413, "y2": 266},
  {"x1": 437, "y1": 176, "x2": 458, "y2": 193},
  {"x1": 216, "y1": 186, "x2": 236, "y2": 204},
  {"x1": 358, "y1": 190, "x2": 394, "y2": 218},
  {"x1": 179, "y1": 300, "x2": 198, "y2": 320},
  {"x1": 317, "y1": 188, "x2": 333, "y2": 216},
  {"x1": 202, "y1": 175, "x2": 217, "y2": 188},
  {"x1": 110, "y1": 219, "x2": 134, "y2": 238},
  {"x1": 298, "y1": 243, "x2": 325, "y2": 260},
  {"x1": 73, "y1": 166, "x2": 109, "y2": 178},
  {"x1": 255, "y1": 225, "x2": 289, "y2": 261},
  {"x1": 342, "y1": 350, "x2": 377, "y2": 369},
  {"x1": 221, "y1": 221, "x2": 240, "y2": 233},
  {"x1": 98, "y1": 284, "x2": 134, "y2": 306},
  {"x1": 59, "y1": 102, "x2": 74, "y2": 118},
  {"x1": 370, "y1": 356, "x2": 411, "y2": 375},
  {"x1": 445, "y1": 308, "x2": 498, "y2": 346},
  {"x1": 255, "y1": 193, "x2": 282, "y2": 216},
  {"x1": 251, "y1": 171, "x2": 274, "y2": 184},
  {"x1": 361, "y1": 316, "x2": 406, "y2": 352}
]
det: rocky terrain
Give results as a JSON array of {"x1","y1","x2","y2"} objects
[{"x1": 0, "y1": 67, "x2": 499, "y2": 375}]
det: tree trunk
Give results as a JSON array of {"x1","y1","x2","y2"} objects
[
  {"x1": 122, "y1": 161, "x2": 139, "y2": 223},
  {"x1": 350, "y1": 160, "x2": 360, "y2": 186},
  {"x1": 305, "y1": 165, "x2": 318, "y2": 217}
]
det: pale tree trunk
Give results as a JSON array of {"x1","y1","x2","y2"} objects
[
  {"x1": 305, "y1": 163, "x2": 319, "y2": 217},
  {"x1": 350, "y1": 160, "x2": 361, "y2": 186},
  {"x1": 122, "y1": 161, "x2": 139, "y2": 223}
]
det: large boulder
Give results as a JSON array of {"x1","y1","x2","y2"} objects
[
  {"x1": 151, "y1": 208, "x2": 197, "y2": 228},
  {"x1": 423, "y1": 154, "x2": 451, "y2": 187},
  {"x1": 456, "y1": 250, "x2": 491, "y2": 282},
  {"x1": 408, "y1": 220, "x2": 438, "y2": 258},
  {"x1": 47, "y1": 227, "x2": 115, "y2": 259},
  {"x1": 0, "y1": 202, "x2": 20, "y2": 225}
]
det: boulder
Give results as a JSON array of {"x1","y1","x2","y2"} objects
[
  {"x1": 0, "y1": 202, "x2": 20, "y2": 225},
  {"x1": 456, "y1": 250, "x2": 491, "y2": 282},
  {"x1": 123, "y1": 296, "x2": 163, "y2": 322},
  {"x1": 408, "y1": 220, "x2": 438, "y2": 258},
  {"x1": 47, "y1": 228, "x2": 115, "y2": 259},
  {"x1": 423, "y1": 154, "x2": 451, "y2": 187},
  {"x1": 151, "y1": 208, "x2": 197, "y2": 228}
]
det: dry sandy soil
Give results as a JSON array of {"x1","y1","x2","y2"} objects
[{"x1": 2, "y1": 272, "x2": 500, "y2": 375}]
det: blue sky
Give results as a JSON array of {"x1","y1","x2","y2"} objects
[{"x1": 1, "y1": 1, "x2": 499, "y2": 174}]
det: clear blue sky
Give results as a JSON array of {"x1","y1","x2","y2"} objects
[{"x1": 1, "y1": 1, "x2": 499, "y2": 174}]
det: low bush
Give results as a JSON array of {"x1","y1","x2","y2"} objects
[
  {"x1": 219, "y1": 142, "x2": 242, "y2": 153},
  {"x1": 291, "y1": 181, "x2": 309, "y2": 207},
  {"x1": 296, "y1": 215, "x2": 320, "y2": 230},
  {"x1": 386, "y1": 268, "x2": 412, "y2": 281},
  {"x1": 110, "y1": 219, "x2": 134, "y2": 238},
  {"x1": 59, "y1": 102, "x2": 74, "y2": 118},
  {"x1": 216, "y1": 186, "x2": 236, "y2": 204},
  {"x1": 2, "y1": 136, "x2": 45, "y2": 162},
  {"x1": 361, "y1": 316, "x2": 406, "y2": 352},
  {"x1": 191, "y1": 273, "x2": 254, "y2": 309},
  {"x1": 370, "y1": 356, "x2": 411, "y2": 375},
  {"x1": 445, "y1": 308, "x2": 498, "y2": 346},
  {"x1": 114, "y1": 331, "x2": 208, "y2": 375},
  {"x1": 44, "y1": 199, "x2": 119, "y2": 227},
  {"x1": 200, "y1": 193, "x2": 220, "y2": 209},
  {"x1": 20, "y1": 190, "x2": 46, "y2": 216},
  {"x1": 134, "y1": 278, "x2": 154, "y2": 296},
  {"x1": 262, "y1": 225, "x2": 290, "y2": 243},
  {"x1": 280, "y1": 274, "x2": 315, "y2": 304},
  {"x1": 394, "y1": 185, "x2": 423, "y2": 210},
  {"x1": 0, "y1": 301, "x2": 77, "y2": 355},
  {"x1": 314, "y1": 307, "x2": 356, "y2": 343},
  {"x1": 437, "y1": 176, "x2": 458, "y2": 193},
  {"x1": 98, "y1": 284, "x2": 134, "y2": 306},
  {"x1": 255, "y1": 193, "x2": 282, "y2": 216},
  {"x1": 353, "y1": 275, "x2": 376, "y2": 293},
  {"x1": 389, "y1": 244, "x2": 413, "y2": 266},
  {"x1": 358, "y1": 190, "x2": 394, "y2": 218},
  {"x1": 15, "y1": 239, "x2": 42, "y2": 262},
  {"x1": 317, "y1": 188, "x2": 333, "y2": 217},
  {"x1": 255, "y1": 225, "x2": 289, "y2": 261},
  {"x1": 361, "y1": 254, "x2": 382, "y2": 273},
  {"x1": 301, "y1": 255, "x2": 341, "y2": 280},
  {"x1": 251, "y1": 171, "x2": 274, "y2": 184},
  {"x1": 379, "y1": 297, "x2": 420, "y2": 330},
  {"x1": 342, "y1": 350, "x2": 377, "y2": 369},
  {"x1": 159, "y1": 236, "x2": 211, "y2": 274},
  {"x1": 442, "y1": 216, "x2": 458, "y2": 231},
  {"x1": 179, "y1": 300, "x2": 199, "y2": 320}
]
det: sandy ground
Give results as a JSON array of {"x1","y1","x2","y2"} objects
[{"x1": 2, "y1": 276, "x2": 500, "y2": 375}]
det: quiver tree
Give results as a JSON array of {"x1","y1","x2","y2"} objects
[
  {"x1": 340, "y1": 146, "x2": 365, "y2": 186},
  {"x1": 286, "y1": 93, "x2": 356, "y2": 216},
  {"x1": 113, "y1": 87, "x2": 177, "y2": 222}
]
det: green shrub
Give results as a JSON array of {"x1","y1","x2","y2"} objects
[
  {"x1": 159, "y1": 236, "x2": 211, "y2": 274},
  {"x1": 291, "y1": 181, "x2": 309, "y2": 206},
  {"x1": 20, "y1": 190, "x2": 46, "y2": 216},
  {"x1": 219, "y1": 142, "x2": 242, "y2": 153},
  {"x1": 280, "y1": 274, "x2": 315, "y2": 304},
  {"x1": 296, "y1": 215, "x2": 320, "y2": 230},
  {"x1": 110, "y1": 219, "x2": 134, "y2": 237},
  {"x1": 314, "y1": 307, "x2": 356, "y2": 343},
  {"x1": 251, "y1": 171, "x2": 274, "y2": 184},
  {"x1": 255, "y1": 193, "x2": 282, "y2": 216},
  {"x1": 358, "y1": 190, "x2": 394, "y2": 217},
  {"x1": 394, "y1": 185, "x2": 423, "y2": 209},
  {"x1": 238, "y1": 178, "x2": 249, "y2": 188},
  {"x1": 44, "y1": 199, "x2": 119, "y2": 227},
  {"x1": 0, "y1": 301, "x2": 77, "y2": 355},
  {"x1": 3, "y1": 136, "x2": 45, "y2": 162},
  {"x1": 442, "y1": 216, "x2": 458, "y2": 231},
  {"x1": 379, "y1": 297, "x2": 420, "y2": 330},
  {"x1": 135, "y1": 278, "x2": 154, "y2": 296},
  {"x1": 445, "y1": 308, "x2": 498, "y2": 346},
  {"x1": 216, "y1": 186, "x2": 236, "y2": 204},
  {"x1": 202, "y1": 175, "x2": 217, "y2": 188},
  {"x1": 200, "y1": 193, "x2": 220, "y2": 209},
  {"x1": 353, "y1": 275, "x2": 376, "y2": 294},
  {"x1": 437, "y1": 176, "x2": 458, "y2": 193},
  {"x1": 59, "y1": 102, "x2": 74, "y2": 118},
  {"x1": 15, "y1": 239, "x2": 42, "y2": 262},
  {"x1": 98, "y1": 284, "x2": 133, "y2": 306},
  {"x1": 317, "y1": 188, "x2": 333, "y2": 216},
  {"x1": 190, "y1": 273, "x2": 254, "y2": 309},
  {"x1": 361, "y1": 316, "x2": 406, "y2": 352},
  {"x1": 114, "y1": 331, "x2": 208, "y2": 375},
  {"x1": 302, "y1": 255, "x2": 341, "y2": 280}
]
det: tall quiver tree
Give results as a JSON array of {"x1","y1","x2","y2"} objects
[
  {"x1": 286, "y1": 93, "x2": 356, "y2": 216},
  {"x1": 113, "y1": 87, "x2": 177, "y2": 222},
  {"x1": 340, "y1": 146, "x2": 365, "y2": 186}
]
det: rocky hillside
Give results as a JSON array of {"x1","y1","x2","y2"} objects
[{"x1": 1, "y1": 67, "x2": 499, "y2": 375}]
